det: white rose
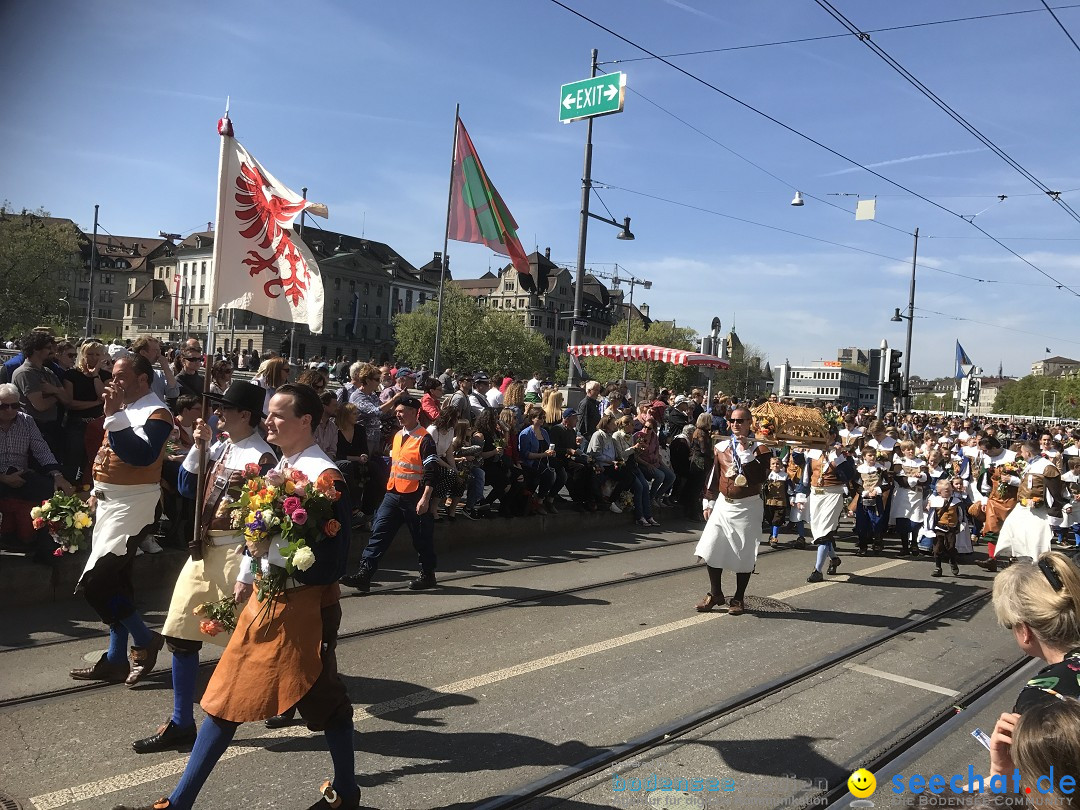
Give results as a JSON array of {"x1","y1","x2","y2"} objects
[
  {"x1": 291, "y1": 546, "x2": 316, "y2": 571},
  {"x1": 31, "y1": 506, "x2": 43, "y2": 519}
]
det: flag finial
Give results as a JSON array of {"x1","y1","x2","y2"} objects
[{"x1": 217, "y1": 97, "x2": 233, "y2": 137}]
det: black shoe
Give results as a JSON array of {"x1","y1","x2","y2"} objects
[
  {"x1": 827, "y1": 557, "x2": 842, "y2": 576},
  {"x1": 951, "y1": 563, "x2": 961, "y2": 576},
  {"x1": 807, "y1": 570, "x2": 824, "y2": 583},
  {"x1": 340, "y1": 566, "x2": 374, "y2": 594},
  {"x1": 793, "y1": 537, "x2": 807, "y2": 549},
  {"x1": 409, "y1": 571, "x2": 437, "y2": 590},
  {"x1": 932, "y1": 567, "x2": 943, "y2": 577},
  {"x1": 132, "y1": 719, "x2": 197, "y2": 754},
  {"x1": 461, "y1": 507, "x2": 480, "y2": 521},
  {"x1": 305, "y1": 781, "x2": 361, "y2": 810},
  {"x1": 265, "y1": 706, "x2": 297, "y2": 728},
  {"x1": 71, "y1": 652, "x2": 129, "y2": 683}
]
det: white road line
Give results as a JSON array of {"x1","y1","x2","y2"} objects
[
  {"x1": 845, "y1": 663, "x2": 961, "y2": 697},
  {"x1": 28, "y1": 558, "x2": 912, "y2": 809}
]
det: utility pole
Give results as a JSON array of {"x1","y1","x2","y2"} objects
[
  {"x1": 84, "y1": 204, "x2": 99, "y2": 338},
  {"x1": 567, "y1": 48, "x2": 598, "y2": 390},
  {"x1": 902, "y1": 228, "x2": 917, "y2": 411},
  {"x1": 876, "y1": 338, "x2": 888, "y2": 419}
]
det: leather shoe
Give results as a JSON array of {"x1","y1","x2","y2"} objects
[
  {"x1": 827, "y1": 557, "x2": 842, "y2": 576},
  {"x1": 132, "y1": 719, "x2": 197, "y2": 754},
  {"x1": 409, "y1": 571, "x2": 437, "y2": 590},
  {"x1": 111, "y1": 799, "x2": 171, "y2": 810},
  {"x1": 976, "y1": 558, "x2": 998, "y2": 572},
  {"x1": 340, "y1": 566, "x2": 373, "y2": 594},
  {"x1": 807, "y1": 570, "x2": 824, "y2": 583},
  {"x1": 265, "y1": 706, "x2": 297, "y2": 728},
  {"x1": 71, "y1": 652, "x2": 129, "y2": 682},
  {"x1": 695, "y1": 592, "x2": 722, "y2": 612},
  {"x1": 727, "y1": 598, "x2": 746, "y2": 616},
  {"x1": 126, "y1": 632, "x2": 165, "y2": 687},
  {"x1": 306, "y1": 780, "x2": 361, "y2": 810}
]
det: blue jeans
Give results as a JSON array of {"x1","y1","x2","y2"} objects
[
  {"x1": 361, "y1": 489, "x2": 436, "y2": 573},
  {"x1": 629, "y1": 468, "x2": 653, "y2": 519},
  {"x1": 642, "y1": 465, "x2": 675, "y2": 499},
  {"x1": 466, "y1": 467, "x2": 485, "y2": 509}
]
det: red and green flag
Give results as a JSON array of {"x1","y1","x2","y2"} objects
[{"x1": 448, "y1": 117, "x2": 534, "y2": 291}]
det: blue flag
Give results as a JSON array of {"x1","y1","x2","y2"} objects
[{"x1": 955, "y1": 341, "x2": 973, "y2": 379}]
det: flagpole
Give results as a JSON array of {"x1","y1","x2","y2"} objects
[
  {"x1": 432, "y1": 104, "x2": 459, "y2": 377},
  {"x1": 190, "y1": 101, "x2": 234, "y2": 563}
]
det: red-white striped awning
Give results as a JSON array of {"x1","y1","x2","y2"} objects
[{"x1": 568, "y1": 343, "x2": 729, "y2": 369}]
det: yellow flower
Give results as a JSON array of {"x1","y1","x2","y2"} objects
[
  {"x1": 284, "y1": 480, "x2": 296, "y2": 495},
  {"x1": 73, "y1": 511, "x2": 92, "y2": 530}
]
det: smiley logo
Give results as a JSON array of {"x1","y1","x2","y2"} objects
[{"x1": 848, "y1": 768, "x2": 876, "y2": 798}]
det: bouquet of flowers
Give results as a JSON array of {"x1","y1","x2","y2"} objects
[
  {"x1": 995, "y1": 460, "x2": 1025, "y2": 498},
  {"x1": 31, "y1": 493, "x2": 93, "y2": 556},
  {"x1": 755, "y1": 415, "x2": 776, "y2": 440},
  {"x1": 193, "y1": 595, "x2": 239, "y2": 636},
  {"x1": 228, "y1": 464, "x2": 343, "y2": 601},
  {"x1": 617, "y1": 490, "x2": 635, "y2": 512}
]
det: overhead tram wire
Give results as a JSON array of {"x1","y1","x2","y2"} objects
[
  {"x1": 593, "y1": 180, "x2": 1055, "y2": 287},
  {"x1": 605, "y1": 5, "x2": 1080, "y2": 64},
  {"x1": 810, "y1": 0, "x2": 1080, "y2": 228},
  {"x1": 915, "y1": 306, "x2": 1080, "y2": 348},
  {"x1": 548, "y1": 0, "x2": 1080, "y2": 298},
  {"x1": 595, "y1": 68, "x2": 912, "y2": 237},
  {"x1": 1040, "y1": 0, "x2": 1080, "y2": 55}
]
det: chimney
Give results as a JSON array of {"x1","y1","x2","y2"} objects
[
  {"x1": 544, "y1": 247, "x2": 551, "y2": 260},
  {"x1": 640, "y1": 303, "x2": 650, "y2": 318},
  {"x1": 433, "y1": 251, "x2": 442, "y2": 266}
]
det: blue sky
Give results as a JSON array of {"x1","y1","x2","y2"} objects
[{"x1": 2, "y1": 0, "x2": 1079, "y2": 379}]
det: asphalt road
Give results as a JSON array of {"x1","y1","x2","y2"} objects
[{"x1": 0, "y1": 522, "x2": 1025, "y2": 810}]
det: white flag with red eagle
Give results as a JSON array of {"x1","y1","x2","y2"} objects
[{"x1": 214, "y1": 138, "x2": 328, "y2": 333}]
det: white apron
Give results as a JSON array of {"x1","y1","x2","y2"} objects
[
  {"x1": 995, "y1": 503, "x2": 1052, "y2": 560},
  {"x1": 809, "y1": 485, "x2": 845, "y2": 541},
  {"x1": 78, "y1": 481, "x2": 161, "y2": 585},
  {"x1": 694, "y1": 495, "x2": 762, "y2": 572}
]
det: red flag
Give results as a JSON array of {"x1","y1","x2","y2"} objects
[{"x1": 448, "y1": 118, "x2": 534, "y2": 290}]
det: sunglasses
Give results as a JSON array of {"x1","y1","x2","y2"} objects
[
  {"x1": 0, "y1": 402, "x2": 19, "y2": 410},
  {"x1": 182, "y1": 356, "x2": 202, "y2": 362},
  {"x1": 730, "y1": 418, "x2": 751, "y2": 423}
]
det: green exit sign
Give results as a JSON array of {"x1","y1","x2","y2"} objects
[{"x1": 559, "y1": 72, "x2": 626, "y2": 123}]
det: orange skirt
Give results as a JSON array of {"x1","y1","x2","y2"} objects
[
  {"x1": 984, "y1": 496, "x2": 1017, "y2": 534},
  {"x1": 200, "y1": 583, "x2": 339, "y2": 723}
]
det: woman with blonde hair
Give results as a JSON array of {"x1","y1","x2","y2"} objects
[
  {"x1": 503, "y1": 381, "x2": 525, "y2": 428},
  {"x1": 542, "y1": 389, "x2": 565, "y2": 427},
  {"x1": 253, "y1": 356, "x2": 290, "y2": 414},
  {"x1": 63, "y1": 340, "x2": 109, "y2": 485}
]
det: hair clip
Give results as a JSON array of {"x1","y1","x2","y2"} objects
[{"x1": 1039, "y1": 558, "x2": 1065, "y2": 592}]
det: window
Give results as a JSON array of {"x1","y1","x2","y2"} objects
[
  {"x1": 201, "y1": 262, "x2": 207, "y2": 275},
  {"x1": 332, "y1": 321, "x2": 339, "y2": 336},
  {"x1": 375, "y1": 305, "x2": 382, "y2": 317},
  {"x1": 518, "y1": 298, "x2": 525, "y2": 308},
  {"x1": 419, "y1": 293, "x2": 426, "y2": 306},
  {"x1": 364, "y1": 283, "x2": 370, "y2": 295},
  {"x1": 349, "y1": 279, "x2": 355, "y2": 291},
  {"x1": 332, "y1": 299, "x2": 339, "y2": 313},
  {"x1": 138, "y1": 304, "x2": 146, "y2": 319},
  {"x1": 102, "y1": 273, "x2": 114, "y2": 285},
  {"x1": 505, "y1": 280, "x2": 516, "y2": 291},
  {"x1": 78, "y1": 288, "x2": 88, "y2": 300},
  {"x1": 199, "y1": 285, "x2": 205, "y2": 299},
  {"x1": 405, "y1": 290, "x2": 413, "y2": 313},
  {"x1": 377, "y1": 285, "x2": 383, "y2": 296},
  {"x1": 182, "y1": 263, "x2": 188, "y2": 275},
  {"x1": 334, "y1": 277, "x2": 341, "y2": 290},
  {"x1": 361, "y1": 325, "x2": 368, "y2": 339},
  {"x1": 125, "y1": 304, "x2": 132, "y2": 317},
  {"x1": 375, "y1": 326, "x2": 381, "y2": 339},
  {"x1": 362, "y1": 303, "x2": 369, "y2": 316}
]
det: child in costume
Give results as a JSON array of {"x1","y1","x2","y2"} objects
[
  {"x1": 922, "y1": 478, "x2": 965, "y2": 577},
  {"x1": 763, "y1": 455, "x2": 790, "y2": 548},
  {"x1": 853, "y1": 446, "x2": 891, "y2": 555}
]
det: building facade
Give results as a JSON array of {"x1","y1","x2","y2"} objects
[
  {"x1": 773, "y1": 361, "x2": 894, "y2": 411},
  {"x1": 1031, "y1": 356, "x2": 1080, "y2": 377}
]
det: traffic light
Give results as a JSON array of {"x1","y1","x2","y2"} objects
[
  {"x1": 887, "y1": 348, "x2": 903, "y2": 396},
  {"x1": 868, "y1": 349, "x2": 882, "y2": 385},
  {"x1": 959, "y1": 374, "x2": 971, "y2": 404},
  {"x1": 700, "y1": 336, "x2": 714, "y2": 355},
  {"x1": 967, "y1": 376, "x2": 981, "y2": 405}
]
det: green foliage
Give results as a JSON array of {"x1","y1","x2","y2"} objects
[
  {"x1": 0, "y1": 205, "x2": 82, "y2": 337},
  {"x1": 393, "y1": 284, "x2": 551, "y2": 375},
  {"x1": 711, "y1": 342, "x2": 770, "y2": 401},
  {"x1": 912, "y1": 392, "x2": 954, "y2": 412},
  {"x1": 993, "y1": 375, "x2": 1080, "y2": 418},
  {"x1": 575, "y1": 317, "x2": 700, "y2": 392}
]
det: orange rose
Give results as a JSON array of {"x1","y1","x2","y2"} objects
[
  {"x1": 323, "y1": 519, "x2": 341, "y2": 537},
  {"x1": 199, "y1": 620, "x2": 220, "y2": 637},
  {"x1": 289, "y1": 469, "x2": 308, "y2": 484},
  {"x1": 316, "y1": 470, "x2": 338, "y2": 493}
]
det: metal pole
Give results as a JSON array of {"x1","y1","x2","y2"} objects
[
  {"x1": 434, "y1": 104, "x2": 459, "y2": 375},
  {"x1": 902, "y1": 228, "x2": 918, "y2": 411},
  {"x1": 85, "y1": 204, "x2": 99, "y2": 337},
  {"x1": 567, "y1": 48, "x2": 598, "y2": 389},
  {"x1": 876, "y1": 339, "x2": 888, "y2": 419},
  {"x1": 623, "y1": 278, "x2": 634, "y2": 381}
]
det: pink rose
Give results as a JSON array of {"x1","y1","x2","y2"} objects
[
  {"x1": 282, "y1": 496, "x2": 302, "y2": 516},
  {"x1": 265, "y1": 469, "x2": 284, "y2": 487},
  {"x1": 53, "y1": 547, "x2": 64, "y2": 557},
  {"x1": 33, "y1": 517, "x2": 45, "y2": 530},
  {"x1": 291, "y1": 508, "x2": 308, "y2": 526}
]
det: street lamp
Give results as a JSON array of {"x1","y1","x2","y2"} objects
[{"x1": 611, "y1": 267, "x2": 651, "y2": 380}]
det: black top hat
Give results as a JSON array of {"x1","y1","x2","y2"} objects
[{"x1": 206, "y1": 380, "x2": 266, "y2": 417}]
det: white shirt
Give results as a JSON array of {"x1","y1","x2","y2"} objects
[{"x1": 526, "y1": 376, "x2": 542, "y2": 395}]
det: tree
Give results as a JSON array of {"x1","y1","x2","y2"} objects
[
  {"x1": 392, "y1": 284, "x2": 550, "y2": 375},
  {"x1": 994, "y1": 375, "x2": 1080, "y2": 418},
  {"x1": 711, "y1": 341, "x2": 770, "y2": 401},
  {"x1": 0, "y1": 205, "x2": 82, "y2": 337},
  {"x1": 575, "y1": 316, "x2": 701, "y2": 394}
]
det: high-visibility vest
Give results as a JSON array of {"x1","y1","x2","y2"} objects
[{"x1": 387, "y1": 426, "x2": 427, "y2": 493}]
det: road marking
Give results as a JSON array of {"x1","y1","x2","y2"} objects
[
  {"x1": 29, "y1": 557, "x2": 912, "y2": 809},
  {"x1": 845, "y1": 663, "x2": 961, "y2": 697}
]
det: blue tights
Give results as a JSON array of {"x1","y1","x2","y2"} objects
[
  {"x1": 170, "y1": 650, "x2": 199, "y2": 729},
  {"x1": 815, "y1": 540, "x2": 837, "y2": 571}
]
